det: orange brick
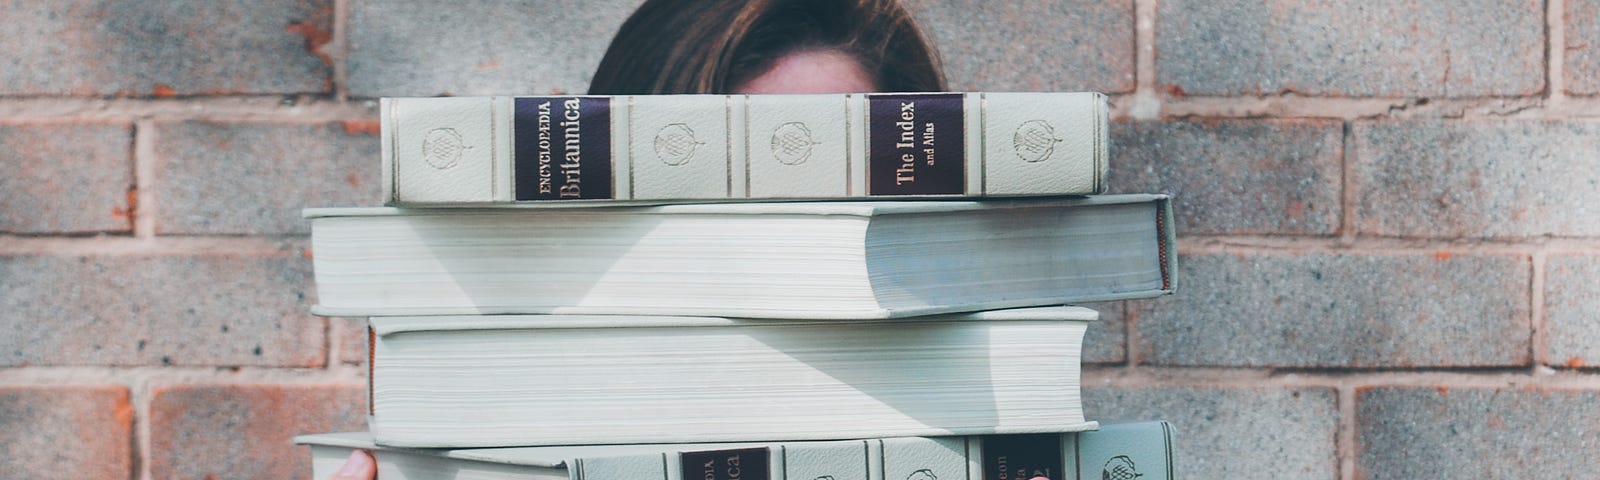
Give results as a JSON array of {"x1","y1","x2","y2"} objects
[
  {"x1": 1157, "y1": 0, "x2": 1543, "y2": 97},
  {"x1": 0, "y1": 2, "x2": 332, "y2": 96},
  {"x1": 153, "y1": 121, "x2": 379, "y2": 235},
  {"x1": 0, "y1": 254, "x2": 324, "y2": 367},
  {"x1": 1358, "y1": 387, "x2": 1600, "y2": 478},
  {"x1": 0, "y1": 123, "x2": 134, "y2": 234},
  {"x1": 0, "y1": 385, "x2": 132, "y2": 479},
  {"x1": 149, "y1": 383, "x2": 365, "y2": 480}
]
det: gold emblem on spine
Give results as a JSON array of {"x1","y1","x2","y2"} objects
[
  {"x1": 771, "y1": 122, "x2": 820, "y2": 166},
  {"x1": 1012, "y1": 119, "x2": 1064, "y2": 163},
  {"x1": 421, "y1": 127, "x2": 469, "y2": 169},
  {"x1": 653, "y1": 123, "x2": 703, "y2": 166}
]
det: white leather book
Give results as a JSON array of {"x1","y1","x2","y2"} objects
[
  {"x1": 294, "y1": 421, "x2": 1177, "y2": 480},
  {"x1": 306, "y1": 195, "x2": 1175, "y2": 319},
  {"x1": 379, "y1": 92, "x2": 1107, "y2": 204},
  {"x1": 363, "y1": 307, "x2": 1096, "y2": 448}
]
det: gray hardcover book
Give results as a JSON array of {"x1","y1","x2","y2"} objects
[
  {"x1": 296, "y1": 421, "x2": 1177, "y2": 480},
  {"x1": 307, "y1": 195, "x2": 1176, "y2": 320},
  {"x1": 379, "y1": 92, "x2": 1108, "y2": 205},
  {"x1": 365, "y1": 307, "x2": 1096, "y2": 448}
]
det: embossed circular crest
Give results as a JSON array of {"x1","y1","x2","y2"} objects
[
  {"x1": 1102, "y1": 455, "x2": 1143, "y2": 480},
  {"x1": 1012, "y1": 119, "x2": 1064, "y2": 163},
  {"x1": 771, "y1": 122, "x2": 820, "y2": 165},
  {"x1": 905, "y1": 469, "x2": 936, "y2": 480},
  {"x1": 421, "y1": 128, "x2": 466, "y2": 170},
  {"x1": 653, "y1": 123, "x2": 703, "y2": 166}
]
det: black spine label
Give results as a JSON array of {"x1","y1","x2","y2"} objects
[
  {"x1": 867, "y1": 93, "x2": 964, "y2": 196},
  {"x1": 982, "y1": 434, "x2": 1063, "y2": 480},
  {"x1": 680, "y1": 448, "x2": 769, "y2": 480},
  {"x1": 514, "y1": 96, "x2": 612, "y2": 200}
]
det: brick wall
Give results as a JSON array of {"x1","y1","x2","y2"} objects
[{"x1": 1, "y1": 1, "x2": 1594, "y2": 479}]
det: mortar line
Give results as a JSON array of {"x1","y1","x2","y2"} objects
[
  {"x1": 332, "y1": 0, "x2": 351, "y2": 102},
  {"x1": 1531, "y1": 251, "x2": 1550, "y2": 368},
  {"x1": 1080, "y1": 365, "x2": 1599, "y2": 389},
  {"x1": 323, "y1": 317, "x2": 337, "y2": 370},
  {"x1": 1337, "y1": 382, "x2": 1357, "y2": 480},
  {"x1": 0, "y1": 98, "x2": 373, "y2": 122},
  {"x1": 1122, "y1": 300, "x2": 1141, "y2": 370},
  {"x1": 1132, "y1": 96, "x2": 1584, "y2": 120},
  {"x1": 127, "y1": 382, "x2": 142, "y2": 480},
  {"x1": 130, "y1": 372, "x2": 153, "y2": 480},
  {"x1": 1338, "y1": 121, "x2": 1356, "y2": 246},
  {"x1": 1548, "y1": 0, "x2": 1567, "y2": 108},
  {"x1": 1129, "y1": 0, "x2": 1160, "y2": 119},
  {"x1": 0, "y1": 235, "x2": 307, "y2": 256},
  {"x1": 0, "y1": 365, "x2": 367, "y2": 385},
  {"x1": 133, "y1": 120, "x2": 157, "y2": 240},
  {"x1": 1182, "y1": 234, "x2": 1600, "y2": 250}
]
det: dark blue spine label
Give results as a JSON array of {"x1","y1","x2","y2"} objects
[
  {"x1": 514, "y1": 97, "x2": 612, "y2": 200},
  {"x1": 867, "y1": 93, "x2": 964, "y2": 195},
  {"x1": 982, "y1": 433, "x2": 1063, "y2": 480},
  {"x1": 680, "y1": 448, "x2": 769, "y2": 480}
]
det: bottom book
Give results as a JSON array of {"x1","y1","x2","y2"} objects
[{"x1": 296, "y1": 421, "x2": 1174, "y2": 480}]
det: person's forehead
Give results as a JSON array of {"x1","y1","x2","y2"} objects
[{"x1": 733, "y1": 49, "x2": 878, "y2": 94}]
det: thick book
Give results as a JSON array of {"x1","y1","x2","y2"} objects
[
  {"x1": 379, "y1": 92, "x2": 1107, "y2": 204},
  {"x1": 307, "y1": 195, "x2": 1175, "y2": 319},
  {"x1": 364, "y1": 307, "x2": 1096, "y2": 448},
  {"x1": 295, "y1": 421, "x2": 1175, "y2": 480}
]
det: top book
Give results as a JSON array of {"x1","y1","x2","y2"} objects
[{"x1": 381, "y1": 92, "x2": 1108, "y2": 205}]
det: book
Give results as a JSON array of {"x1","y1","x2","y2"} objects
[
  {"x1": 307, "y1": 195, "x2": 1175, "y2": 319},
  {"x1": 363, "y1": 306, "x2": 1095, "y2": 448},
  {"x1": 379, "y1": 92, "x2": 1107, "y2": 204},
  {"x1": 295, "y1": 421, "x2": 1176, "y2": 480}
]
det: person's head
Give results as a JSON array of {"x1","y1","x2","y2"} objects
[{"x1": 588, "y1": 0, "x2": 946, "y2": 95}]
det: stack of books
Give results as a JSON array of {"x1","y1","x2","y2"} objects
[{"x1": 296, "y1": 92, "x2": 1179, "y2": 480}]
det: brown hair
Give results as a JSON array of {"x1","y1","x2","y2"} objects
[{"x1": 588, "y1": 0, "x2": 946, "y2": 94}]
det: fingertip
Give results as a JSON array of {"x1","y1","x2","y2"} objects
[{"x1": 332, "y1": 449, "x2": 376, "y2": 480}]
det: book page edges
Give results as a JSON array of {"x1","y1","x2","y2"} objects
[
  {"x1": 297, "y1": 432, "x2": 571, "y2": 468},
  {"x1": 301, "y1": 194, "x2": 1166, "y2": 219},
  {"x1": 365, "y1": 306, "x2": 1097, "y2": 336},
  {"x1": 368, "y1": 422, "x2": 1102, "y2": 449},
  {"x1": 313, "y1": 300, "x2": 1120, "y2": 321}
]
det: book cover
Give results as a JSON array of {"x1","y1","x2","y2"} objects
[
  {"x1": 364, "y1": 306, "x2": 1096, "y2": 448},
  {"x1": 307, "y1": 195, "x2": 1175, "y2": 319}
]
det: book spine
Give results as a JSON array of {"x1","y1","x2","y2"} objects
[
  {"x1": 381, "y1": 93, "x2": 1108, "y2": 205},
  {"x1": 974, "y1": 433, "x2": 1069, "y2": 480},
  {"x1": 874, "y1": 422, "x2": 1177, "y2": 480},
  {"x1": 576, "y1": 441, "x2": 876, "y2": 480},
  {"x1": 880, "y1": 437, "x2": 970, "y2": 480},
  {"x1": 1072, "y1": 421, "x2": 1176, "y2": 480},
  {"x1": 300, "y1": 424, "x2": 1176, "y2": 480}
]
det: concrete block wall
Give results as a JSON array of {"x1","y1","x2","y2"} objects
[{"x1": 0, "y1": 1, "x2": 1594, "y2": 478}]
